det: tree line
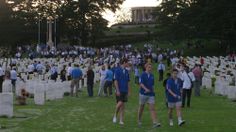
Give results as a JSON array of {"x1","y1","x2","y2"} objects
[
  {"x1": 0, "y1": 0, "x2": 124, "y2": 47},
  {"x1": 154, "y1": 0, "x2": 236, "y2": 47},
  {"x1": 0, "y1": 0, "x2": 235, "y2": 48}
]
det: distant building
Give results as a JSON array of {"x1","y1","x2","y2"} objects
[{"x1": 131, "y1": 7, "x2": 156, "y2": 23}]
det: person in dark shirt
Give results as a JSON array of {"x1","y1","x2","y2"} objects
[
  {"x1": 0, "y1": 64, "x2": 4, "y2": 93},
  {"x1": 60, "y1": 65, "x2": 67, "y2": 82},
  {"x1": 87, "y1": 66, "x2": 95, "y2": 97}
]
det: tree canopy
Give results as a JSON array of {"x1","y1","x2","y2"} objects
[
  {"x1": 0, "y1": 0, "x2": 37, "y2": 46},
  {"x1": 155, "y1": 0, "x2": 236, "y2": 45},
  {"x1": 7, "y1": 0, "x2": 125, "y2": 46}
]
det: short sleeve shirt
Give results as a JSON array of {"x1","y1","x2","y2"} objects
[
  {"x1": 139, "y1": 72, "x2": 155, "y2": 96},
  {"x1": 114, "y1": 67, "x2": 130, "y2": 93},
  {"x1": 166, "y1": 78, "x2": 182, "y2": 103}
]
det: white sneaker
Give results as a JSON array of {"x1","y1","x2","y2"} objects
[
  {"x1": 113, "y1": 116, "x2": 117, "y2": 123},
  {"x1": 153, "y1": 123, "x2": 161, "y2": 128},
  {"x1": 178, "y1": 120, "x2": 185, "y2": 126},
  {"x1": 169, "y1": 120, "x2": 174, "y2": 126},
  {"x1": 119, "y1": 121, "x2": 124, "y2": 125},
  {"x1": 138, "y1": 121, "x2": 142, "y2": 127}
]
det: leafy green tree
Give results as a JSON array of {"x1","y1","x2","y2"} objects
[
  {"x1": 11, "y1": 0, "x2": 125, "y2": 46},
  {"x1": 155, "y1": 0, "x2": 236, "y2": 47},
  {"x1": 0, "y1": 0, "x2": 37, "y2": 47}
]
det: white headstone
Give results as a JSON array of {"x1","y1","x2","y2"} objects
[
  {"x1": 2, "y1": 80, "x2": 13, "y2": 93},
  {"x1": 227, "y1": 86, "x2": 236, "y2": 101},
  {"x1": 46, "y1": 82, "x2": 56, "y2": 101},
  {"x1": 34, "y1": 83, "x2": 45, "y2": 105},
  {"x1": 0, "y1": 93, "x2": 13, "y2": 118}
]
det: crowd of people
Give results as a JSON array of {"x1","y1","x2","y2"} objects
[{"x1": 0, "y1": 44, "x2": 208, "y2": 128}]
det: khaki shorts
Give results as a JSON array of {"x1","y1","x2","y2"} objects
[
  {"x1": 71, "y1": 78, "x2": 80, "y2": 89},
  {"x1": 168, "y1": 101, "x2": 182, "y2": 108},
  {"x1": 139, "y1": 94, "x2": 155, "y2": 105}
]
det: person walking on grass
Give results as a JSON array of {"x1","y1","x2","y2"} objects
[
  {"x1": 158, "y1": 61, "x2": 165, "y2": 81},
  {"x1": 50, "y1": 64, "x2": 58, "y2": 81},
  {"x1": 112, "y1": 58, "x2": 131, "y2": 125},
  {"x1": 163, "y1": 73, "x2": 171, "y2": 108},
  {"x1": 87, "y1": 66, "x2": 94, "y2": 97},
  {"x1": 104, "y1": 65, "x2": 113, "y2": 97},
  {"x1": 98, "y1": 65, "x2": 106, "y2": 96},
  {"x1": 0, "y1": 64, "x2": 4, "y2": 93},
  {"x1": 138, "y1": 63, "x2": 161, "y2": 128},
  {"x1": 10, "y1": 67, "x2": 17, "y2": 92},
  {"x1": 67, "y1": 63, "x2": 73, "y2": 81},
  {"x1": 134, "y1": 65, "x2": 140, "y2": 84},
  {"x1": 70, "y1": 64, "x2": 83, "y2": 97},
  {"x1": 181, "y1": 66, "x2": 195, "y2": 108},
  {"x1": 192, "y1": 64, "x2": 203, "y2": 96},
  {"x1": 166, "y1": 69, "x2": 185, "y2": 127},
  {"x1": 60, "y1": 65, "x2": 67, "y2": 82}
]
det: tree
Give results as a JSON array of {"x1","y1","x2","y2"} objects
[
  {"x1": 0, "y1": 0, "x2": 37, "y2": 47},
  {"x1": 10, "y1": 0, "x2": 125, "y2": 46},
  {"x1": 155, "y1": 0, "x2": 236, "y2": 46},
  {"x1": 59, "y1": 0, "x2": 124, "y2": 46},
  {"x1": 154, "y1": 0, "x2": 195, "y2": 40}
]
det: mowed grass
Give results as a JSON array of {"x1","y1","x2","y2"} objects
[
  {"x1": 134, "y1": 39, "x2": 232, "y2": 57},
  {"x1": 1, "y1": 64, "x2": 236, "y2": 132}
]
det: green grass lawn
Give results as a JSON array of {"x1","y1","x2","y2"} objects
[
  {"x1": 133, "y1": 39, "x2": 232, "y2": 57},
  {"x1": 1, "y1": 64, "x2": 236, "y2": 132},
  {"x1": 106, "y1": 26, "x2": 159, "y2": 35}
]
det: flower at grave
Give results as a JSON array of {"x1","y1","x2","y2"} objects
[
  {"x1": 21, "y1": 89, "x2": 29, "y2": 97},
  {"x1": 17, "y1": 88, "x2": 29, "y2": 105},
  {"x1": 211, "y1": 75, "x2": 217, "y2": 88},
  {"x1": 211, "y1": 75, "x2": 216, "y2": 79}
]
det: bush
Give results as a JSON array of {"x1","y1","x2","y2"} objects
[{"x1": 94, "y1": 34, "x2": 154, "y2": 47}]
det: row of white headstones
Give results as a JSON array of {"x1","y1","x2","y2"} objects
[
  {"x1": 187, "y1": 56, "x2": 236, "y2": 100},
  {"x1": 1, "y1": 56, "x2": 235, "y2": 118},
  {"x1": 0, "y1": 58, "x2": 104, "y2": 118}
]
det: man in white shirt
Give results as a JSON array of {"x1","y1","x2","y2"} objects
[
  {"x1": 98, "y1": 65, "x2": 107, "y2": 96},
  {"x1": 15, "y1": 52, "x2": 21, "y2": 59},
  {"x1": 28, "y1": 63, "x2": 35, "y2": 74},
  {"x1": 0, "y1": 64, "x2": 4, "y2": 93},
  {"x1": 67, "y1": 63, "x2": 73, "y2": 81},
  {"x1": 157, "y1": 61, "x2": 165, "y2": 81},
  {"x1": 181, "y1": 66, "x2": 195, "y2": 108},
  {"x1": 10, "y1": 68, "x2": 17, "y2": 92},
  {"x1": 158, "y1": 54, "x2": 163, "y2": 62}
]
